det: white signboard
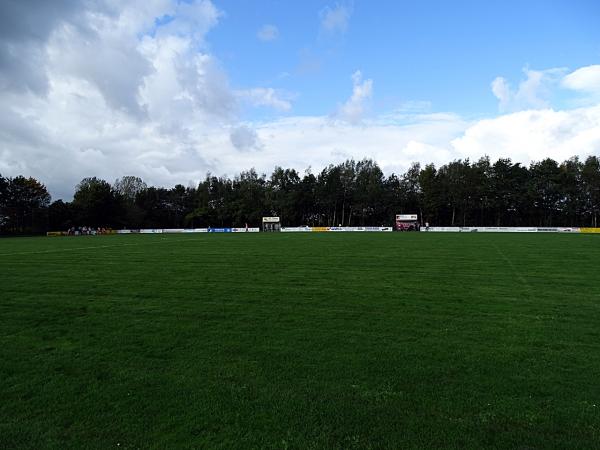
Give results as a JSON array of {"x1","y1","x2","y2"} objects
[
  {"x1": 396, "y1": 214, "x2": 418, "y2": 221},
  {"x1": 232, "y1": 227, "x2": 260, "y2": 233},
  {"x1": 427, "y1": 227, "x2": 581, "y2": 233},
  {"x1": 281, "y1": 227, "x2": 312, "y2": 232},
  {"x1": 262, "y1": 216, "x2": 280, "y2": 223}
]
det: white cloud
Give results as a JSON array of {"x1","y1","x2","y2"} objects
[
  {"x1": 0, "y1": 0, "x2": 299, "y2": 199},
  {"x1": 319, "y1": 3, "x2": 352, "y2": 35},
  {"x1": 491, "y1": 77, "x2": 512, "y2": 112},
  {"x1": 1, "y1": 1, "x2": 600, "y2": 203},
  {"x1": 3, "y1": 81, "x2": 600, "y2": 201},
  {"x1": 335, "y1": 70, "x2": 373, "y2": 124},
  {"x1": 47, "y1": 21, "x2": 153, "y2": 117},
  {"x1": 155, "y1": 0, "x2": 221, "y2": 42},
  {"x1": 234, "y1": 113, "x2": 469, "y2": 178},
  {"x1": 230, "y1": 125, "x2": 262, "y2": 151},
  {"x1": 452, "y1": 106, "x2": 600, "y2": 163},
  {"x1": 0, "y1": 0, "x2": 241, "y2": 199},
  {"x1": 257, "y1": 24, "x2": 279, "y2": 42},
  {"x1": 491, "y1": 67, "x2": 566, "y2": 112},
  {"x1": 563, "y1": 65, "x2": 600, "y2": 95},
  {"x1": 237, "y1": 88, "x2": 293, "y2": 111}
]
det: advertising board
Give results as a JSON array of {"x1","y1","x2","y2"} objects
[
  {"x1": 262, "y1": 217, "x2": 280, "y2": 223},
  {"x1": 396, "y1": 214, "x2": 418, "y2": 221}
]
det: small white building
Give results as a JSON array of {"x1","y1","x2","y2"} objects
[{"x1": 262, "y1": 216, "x2": 281, "y2": 232}]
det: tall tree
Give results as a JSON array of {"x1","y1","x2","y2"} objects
[
  {"x1": 73, "y1": 177, "x2": 123, "y2": 227},
  {"x1": 0, "y1": 174, "x2": 10, "y2": 231},
  {"x1": 338, "y1": 160, "x2": 357, "y2": 226},
  {"x1": 114, "y1": 176, "x2": 147, "y2": 203},
  {"x1": 558, "y1": 157, "x2": 583, "y2": 226},
  {"x1": 48, "y1": 200, "x2": 73, "y2": 231},
  {"x1": 490, "y1": 159, "x2": 529, "y2": 226},
  {"x1": 316, "y1": 165, "x2": 342, "y2": 226},
  {"x1": 231, "y1": 169, "x2": 267, "y2": 226},
  {"x1": 3, "y1": 176, "x2": 51, "y2": 233},
  {"x1": 135, "y1": 187, "x2": 172, "y2": 228},
  {"x1": 438, "y1": 160, "x2": 472, "y2": 226},
  {"x1": 529, "y1": 159, "x2": 562, "y2": 226},
  {"x1": 471, "y1": 157, "x2": 492, "y2": 225},
  {"x1": 268, "y1": 167, "x2": 302, "y2": 225},
  {"x1": 354, "y1": 159, "x2": 385, "y2": 225},
  {"x1": 0, "y1": 174, "x2": 8, "y2": 205},
  {"x1": 114, "y1": 176, "x2": 148, "y2": 227},
  {"x1": 419, "y1": 164, "x2": 441, "y2": 226},
  {"x1": 297, "y1": 170, "x2": 318, "y2": 225},
  {"x1": 582, "y1": 156, "x2": 600, "y2": 227},
  {"x1": 400, "y1": 162, "x2": 422, "y2": 221},
  {"x1": 5, "y1": 155, "x2": 600, "y2": 233}
]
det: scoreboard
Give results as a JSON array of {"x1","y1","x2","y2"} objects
[{"x1": 395, "y1": 214, "x2": 419, "y2": 231}]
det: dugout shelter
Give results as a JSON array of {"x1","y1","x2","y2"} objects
[{"x1": 262, "y1": 216, "x2": 281, "y2": 232}]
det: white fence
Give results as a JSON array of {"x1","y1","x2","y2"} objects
[
  {"x1": 116, "y1": 226, "x2": 392, "y2": 234},
  {"x1": 281, "y1": 226, "x2": 392, "y2": 232},
  {"x1": 116, "y1": 227, "x2": 260, "y2": 234},
  {"x1": 425, "y1": 226, "x2": 581, "y2": 233},
  {"x1": 48, "y1": 226, "x2": 600, "y2": 236}
]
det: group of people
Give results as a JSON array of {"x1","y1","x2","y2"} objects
[{"x1": 66, "y1": 226, "x2": 111, "y2": 236}]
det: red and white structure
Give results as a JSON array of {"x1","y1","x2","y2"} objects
[{"x1": 395, "y1": 214, "x2": 420, "y2": 231}]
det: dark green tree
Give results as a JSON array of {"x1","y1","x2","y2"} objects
[
  {"x1": 48, "y1": 200, "x2": 74, "y2": 231},
  {"x1": 419, "y1": 164, "x2": 441, "y2": 226},
  {"x1": 529, "y1": 159, "x2": 562, "y2": 226},
  {"x1": 3, "y1": 176, "x2": 51, "y2": 233},
  {"x1": 558, "y1": 157, "x2": 583, "y2": 226},
  {"x1": 72, "y1": 177, "x2": 124, "y2": 228},
  {"x1": 582, "y1": 156, "x2": 600, "y2": 227}
]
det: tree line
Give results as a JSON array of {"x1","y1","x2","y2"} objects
[{"x1": 1, "y1": 155, "x2": 600, "y2": 235}]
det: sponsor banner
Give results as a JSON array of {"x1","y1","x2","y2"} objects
[
  {"x1": 581, "y1": 227, "x2": 600, "y2": 233},
  {"x1": 232, "y1": 228, "x2": 260, "y2": 233},
  {"x1": 472, "y1": 227, "x2": 537, "y2": 232},
  {"x1": 47, "y1": 230, "x2": 119, "y2": 236},
  {"x1": 281, "y1": 226, "x2": 393, "y2": 232},
  {"x1": 208, "y1": 228, "x2": 232, "y2": 233},
  {"x1": 109, "y1": 228, "x2": 258, "y2": 234},
  {"x1": 262, "y1": 217, "x2": 280, "y2": 223},
  {"x1": 428, "y1": 226, "x2": 582, "y2": 233},
  {"x1": 396, "y1": 214, "x2": 418, "y2": 221},
  {"x1": 328, "y1": 227, "x2": 391, "y2": 232},
  {"x1": 46, "y1": 231, "x2": 67, "y2": 236},
  {"x1": 281, "y1": 227, "x2": 312, "y2": 232},
  {"x1": 365, "y1": 226, "x2": 393, "y2": 232},
  {"x1": 56, "y1": 225, "x2": 591, "y2": 235},
  {"x1": 542, "y1": 227, "x2": 580, "y2": 233}
]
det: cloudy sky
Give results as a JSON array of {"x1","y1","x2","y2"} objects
[{"x1": 1, "y1": 0, "x2": 600, "y2": 200}]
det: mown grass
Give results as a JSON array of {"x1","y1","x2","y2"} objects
[{"x1": 1, "y1": 232, "x2": 600, "y2": 449}]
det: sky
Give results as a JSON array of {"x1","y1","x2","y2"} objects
[{"x1": 1, "y1": 0, "x2": 600, "y2": 200}]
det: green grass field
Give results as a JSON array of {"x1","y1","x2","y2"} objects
[{"x1": 1, "y1": 232, "x2": 600, "y2": 449}]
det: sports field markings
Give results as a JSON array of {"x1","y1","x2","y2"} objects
[
  {"x1": 491, "y1": 241, "x2": 532, "y2": 294},
  {"x1": 0, "y1": 236, "x2": 197, "y2": 257}
]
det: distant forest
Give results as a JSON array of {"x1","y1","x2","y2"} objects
[{"x1": 1, "y1": 155, "x2": 600, "y2": 234}]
